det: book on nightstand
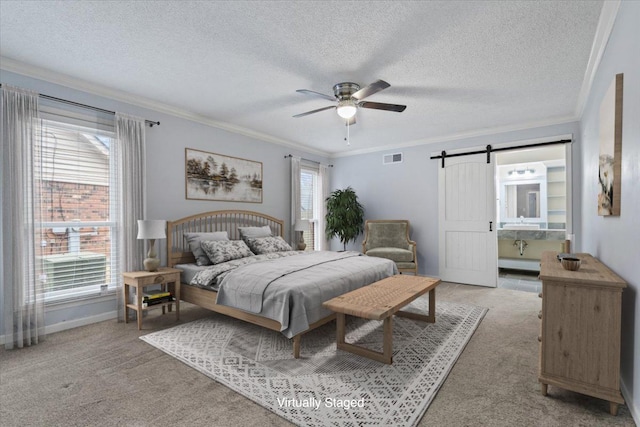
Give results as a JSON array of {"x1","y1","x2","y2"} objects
[{"x1": 140, "y1": 291, "x2": 174, "y2": 308}]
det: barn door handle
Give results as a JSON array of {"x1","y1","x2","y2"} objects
[{"x1": 489, "y1": 221, "x2": 493, "y2": 232}]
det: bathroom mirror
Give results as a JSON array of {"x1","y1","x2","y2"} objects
[
  {"x1": 504, "y1": 183, "x2": 541, "y2": 218},
  {"x1": 498, "y1": 162, "x2": 548, "y2": 226}
]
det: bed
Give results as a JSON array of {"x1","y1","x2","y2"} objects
[{"x1": 167, "y1": 210, "x2": 397, "y2": 357}]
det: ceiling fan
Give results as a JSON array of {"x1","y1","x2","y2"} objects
[{"x1": 293, "y1": 79, "x2": 406, "y2": 125}]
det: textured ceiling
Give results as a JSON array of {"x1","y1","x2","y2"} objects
[{"x1": 0, "y1": 1, "x2": 603, "y2": 156}]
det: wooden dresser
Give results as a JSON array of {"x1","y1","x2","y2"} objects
[{"x1": 538, "y1": 251, "x2": 626, "y2": 415}]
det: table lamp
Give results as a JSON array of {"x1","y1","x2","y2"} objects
[
  {"x1": 137, "y1": 219, "x2": 166, "y2": 272},
  {"x1": 294, "y1": 219, "x2": 310, "y2": 251}
]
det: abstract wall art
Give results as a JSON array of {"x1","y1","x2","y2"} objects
[{"x1": 598, "y1": 73, "x2": 623, "y2": 216}]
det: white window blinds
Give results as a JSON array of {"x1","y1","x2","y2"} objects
[
  {"x1": 35, "y1": 110, "x2": 119, "y2": 302},
  {"x1": 300, "y1": 163, "x2": 319, "y2": 250}
]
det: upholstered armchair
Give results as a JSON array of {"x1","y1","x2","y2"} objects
[{"x1": 362, "y1": 220, "x2": 417, "y2": 274}]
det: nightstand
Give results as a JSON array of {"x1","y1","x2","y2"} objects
[{"x1": 123, "y1": 267, "x2": 182, "y2": 330}]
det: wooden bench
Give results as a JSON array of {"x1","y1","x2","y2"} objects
[{"x1": 323, "y1": 274, "x2": 440, "y2": 364}]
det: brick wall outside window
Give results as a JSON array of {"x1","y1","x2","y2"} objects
[{"x1": 37, "y1": 180, "x2": 110, "y2": 258}]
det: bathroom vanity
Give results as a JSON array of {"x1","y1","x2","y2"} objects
[
  {"x1": 497, "y1": 162, "x2": 567, "y2": 271},
  {"x1": 497, "y1": 228, "x2": 565, "y2": 271}
]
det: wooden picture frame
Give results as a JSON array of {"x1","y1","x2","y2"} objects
[
  {"x1": 598, "y1": 73, "x2": 623, "y2": 216},
  {"x1": 185, "y1": 148, "x2": 263, "y2": 203}
]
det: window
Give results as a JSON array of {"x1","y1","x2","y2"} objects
[
  {"x1": 300, "y1": 165, "x2": 318, "y2": 250},
  {"x1": 35, "y1": 117, "x2": 119, "y2": 302}
]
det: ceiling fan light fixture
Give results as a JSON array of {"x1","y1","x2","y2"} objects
[
  {"x1": 294, "y1": 80, "x2": 405, "y2": 121},
  {"x1": 336, "y1": 100, "x2": 357, "y2": 119}
]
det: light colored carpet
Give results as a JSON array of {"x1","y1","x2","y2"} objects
[
  {"x1": 140, "y1": 299, "x2": 487, "y2": 427},
  {"x1": 0, "y1": 282, "x2": 635, "y2": 426}
]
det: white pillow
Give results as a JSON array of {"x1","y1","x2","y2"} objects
[
  {"x1": 238, "y1": 226, "x2": 272, "y2": 239},
  {"x1": 184, "y1": 232, "x2": 229, "y2": 266}
]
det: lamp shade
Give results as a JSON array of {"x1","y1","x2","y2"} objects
[
  {"x1": 137, "y1": 220, "x2": 166, "y2": 239},
  {"x1": 294, "y1": 219, "x2": 310, "y2": 231}
]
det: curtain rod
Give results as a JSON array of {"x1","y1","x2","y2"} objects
[
  {"x1": 285, "y1": 154, "x2": 333, "y2": 167},
  {"x1": 0, "y1": 83, "x2": 160, "y2": 127},
  {"x1": 430, "y1": 139, "x2": 571, "y2": 168}
]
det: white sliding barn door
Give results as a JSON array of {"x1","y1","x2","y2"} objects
[{"x1": 438, "y1": 153, "x2": 497, "y2": 287}]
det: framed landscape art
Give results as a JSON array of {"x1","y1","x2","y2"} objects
[
  {"x1": 185, "y1": 148, "x2": 263, "y2": 203},
  {"x1": 597, "y1": 73, "x2": 623, "y2": 216}
]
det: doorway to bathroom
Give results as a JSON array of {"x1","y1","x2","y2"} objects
[{"x1": 495, "y1": 144, "x2": 570, "y2": 293}]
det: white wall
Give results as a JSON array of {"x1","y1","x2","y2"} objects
[
  {"x1": 578, "y1": 1, "x2": 640, "y2": 418},
  {"x1": 331, "y1": 121, "x2": 581, "y2": 276},
  {"x1": 0, "y1": 70, "x2": 328, "y2": 333}
]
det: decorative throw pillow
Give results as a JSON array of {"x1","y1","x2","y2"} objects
[
  {"x1": 201, "y1": 239, "x2": 254, "y2": 265},
  {"x1": 238, "y1": 226, "x2": 272, "y2": 240},
  {"x1": 244, "y1": 236, "x2": 293, "y2": 255},
  {"x1": 184, "y1": 232, "x2": 229, "y2": 266}
]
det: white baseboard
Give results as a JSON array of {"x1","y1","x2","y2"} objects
[
  {"x1": 45, "y1": 311, "x2": 118, "y2": 335},
  {"x1": 0, "y1": 311, "x2": 117, "y2": 345},
  {"x1": 621, "y1": 378, "x2": 639, "y2": 424}
]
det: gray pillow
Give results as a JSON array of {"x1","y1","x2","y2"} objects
[
  {"x1": 238, "y1": 226, "x2": 272, "y2": 239},
  {"x1": 201, "y1": 240, "x2": 254, "y2": 265},
  {"x1": 244, "y1": 236, "x2": 293, "y2": 255},
  {"x1": 184, "y1": 232, "x2": 229, "y2": 266}
]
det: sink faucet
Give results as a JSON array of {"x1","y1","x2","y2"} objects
[{"x1": 514, "y1": 239, "x2": 528, "y2": 256}]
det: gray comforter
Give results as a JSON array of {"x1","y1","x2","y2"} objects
[{"x1": 190, "y1": 251, "x2": 397, "y2": 337}]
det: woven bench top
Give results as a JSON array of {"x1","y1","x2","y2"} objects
[{"x1": 323, "y1": 274, "x2": 440, "y2": 320}]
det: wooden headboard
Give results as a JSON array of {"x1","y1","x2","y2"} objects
[{"x1": 167, "y1": 210, "x2": 285, "y2": 267}]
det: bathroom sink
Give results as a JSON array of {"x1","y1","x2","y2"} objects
[{"x1": 502, "y1": 224, "x2": 541, "y2": 230}]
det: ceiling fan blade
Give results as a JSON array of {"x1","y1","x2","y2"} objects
[
  {"x1": 292, "y1": 105, "x2": 336, "y2": 118},
  {"x1": 351, "y1": 79, "x2": 390, "y2": 101},
  {"x1": 358, "y1": 101, "x2": 406, "y2": 112},
  {"x1": 296, "y1": 89, "x2": 336, "y2": 102}
]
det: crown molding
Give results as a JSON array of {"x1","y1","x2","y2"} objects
[
  {"x1": 0, "y1": 57, "x2": 331, "y2": 157},
  {"x1": 1, "y1": 56, "x2": 585, "y2": 161},
  {"x1": 574, "y1": 0, "x2": 621, "y2": 119},
  {"x1": 333, "y1": 2, "x2": 621, "y2": 159},
  {"x1": 331, "y1": 116, "x2": 578, "y2": 158}
]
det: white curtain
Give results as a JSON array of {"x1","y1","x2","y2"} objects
[
  {"x1": 316, "y1": 164, "x2": 330, "y2": 250},
  {"x1": 1, "y1": 85, "x2": 45, "y2": 349},
  {"x1": 114, "y1": 113, "x2": 146, "y2": 322},
  {"x1": 290, "y1": 156, "x2": 301, "y2": 247}
]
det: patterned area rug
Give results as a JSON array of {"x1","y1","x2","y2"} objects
[{"x1": 140, "y1": 298, "x2": 487, "y2": 427}]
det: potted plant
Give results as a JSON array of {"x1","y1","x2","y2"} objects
[{"x1": 325, "y1": 187, "x2": 365, "y2": 251}]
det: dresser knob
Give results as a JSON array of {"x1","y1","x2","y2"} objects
[
  {"x1": 538, "y1": 292, "x2": 543, "y2": 299},
  {"x1": 156, "y1": 275, "x2": 165, "y2": 283},
  {"x1": 538, "y1": 311, "x2": 542, "y2": 319},
  {"x1": 538, "y1": 335, "x2": 542, "y2": 342}
]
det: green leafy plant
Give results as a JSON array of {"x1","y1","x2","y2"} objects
[{"x1": 325, "y1": 187, "x2": 365, "y2": 251}]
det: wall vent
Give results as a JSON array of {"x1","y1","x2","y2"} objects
[{"x1": 383, "y1": 152, "x2": 403, "y2": 165}]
